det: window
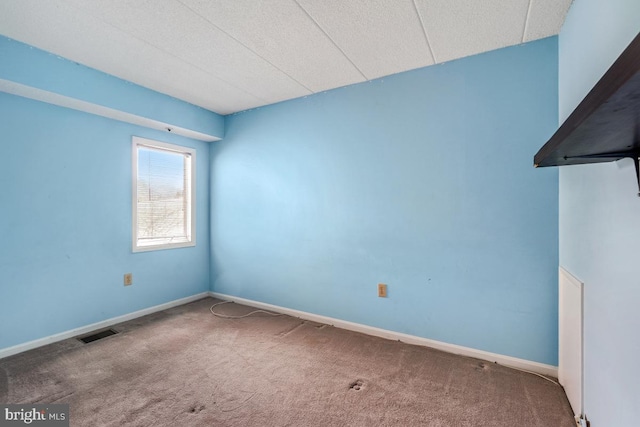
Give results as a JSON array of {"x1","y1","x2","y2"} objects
[{"x1": 132, "y1": 137, "x2": 195, "y2": 252}]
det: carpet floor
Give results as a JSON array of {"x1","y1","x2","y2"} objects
[{"x1": 0, "y1": 297, "x2": 575, "y2": 426}]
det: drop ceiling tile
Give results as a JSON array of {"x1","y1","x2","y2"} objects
[
  {"x1": 295, "y1": 0, "x2": 434, "y2": 80},
  {"x1": 414, "y1": 0, "x2": 529, "y2": 63},
  {"x1": 62, "y1": 0, "x2": 309, "y2": 106},
  {"x1": 133, "y1": 65, "x2": 264, "y2": 115},
  {"x1": 0, "y1": 0, "x2": 573, "y2": 115},
  {"x1": 524, "y1": 0, "x2": 573, "y2": 42},
  {"x1": 0, "y1": 0, "x2": 263, "y2": 114},
  {"x1": 179, "y1": 0, "x2": 366, "y2": 93}
]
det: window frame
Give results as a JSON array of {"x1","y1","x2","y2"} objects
[{"x1": 131, "y1": 136, "x2": 196, "y2": 253}]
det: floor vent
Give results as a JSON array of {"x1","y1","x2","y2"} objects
[{"x1": 78, "y1": 329, "x2": 119, "y2": 344}]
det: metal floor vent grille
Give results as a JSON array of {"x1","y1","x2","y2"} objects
[{"x1": 78, "y1": 329, "x2": 118, "y2": 344}]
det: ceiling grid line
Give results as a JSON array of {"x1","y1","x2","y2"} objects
[
  {"x1": 175, "y1": 0, "x2": 314, "y2": 95},
  {"x1": 0, "y1": 0, "x2": 574, "y2": 114},
  {"x1": 522, "y1": 0, "x2": 533, "y2": 43},
  {"x1": 63, "y1": 0, "x2": 271, "y2": 104},
  {"x1": 412, "y1": 0, "x2": 438, "y2": 64},
  {"x1": 292, "y1": 0, "x2": 369, "y2": 81}
]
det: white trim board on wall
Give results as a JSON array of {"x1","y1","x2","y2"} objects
[
  {"x1": 558, "y1": 266, "x2": 584, "y2": 417},
  {"x1": 209, "y1": 292, "x2": 558, "y2": 378},
  {"x1": 0, "y1": 79, "x2": 220, "y2": 142},
  {"x1": 0, "y1": 292, "x2": 209, "y2": 360}
]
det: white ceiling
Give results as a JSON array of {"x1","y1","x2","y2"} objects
[{"x1": 0, "y1": 0, "x2": 572, "y2": 115}]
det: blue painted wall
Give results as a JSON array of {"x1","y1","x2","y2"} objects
[
  {"x1": 211, "y1": 38, "x2": 559, "y2": 365},
  {"x1": 0, "y1": 37, "x2": 224, "y2": 139},
  {"x1": 0, "y1": 94, "x2": 210, "y2": 350},
  {"x1": 559, "y1": 1, "x2": 640, "y2": 424}
]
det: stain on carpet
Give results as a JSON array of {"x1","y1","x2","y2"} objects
[
  {"x1": 349, "y1": 379, "x2": 365, "y2": 391},
  {"x1": 187, "y1": 404, "x2": 205, "y2": 414},
  {"x1": 475, "y1": 362, "x2": 490, "y2": 371}
]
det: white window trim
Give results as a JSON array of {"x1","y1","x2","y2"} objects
[{"x1": 132, "y1": 136, "x2": 196, "y2": 252}]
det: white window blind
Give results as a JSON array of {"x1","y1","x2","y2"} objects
[{"x1": 132, "y1": 137, "x2": 196, "y2": 252}]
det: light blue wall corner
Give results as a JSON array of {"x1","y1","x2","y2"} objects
[
  {"x1": 0, "y1": 36, "x2": 224, "y2": 140},
  {"x1": 0, "y1": 36, "x2": 219, "y2": 351},
  {"x1": 210, "y1": 37, "x2": 559, "y2": 365},
  {"x1": 559, "y1": 0, "x2": 640, "y2": 425},
  {"x1": 0, "y1": 92, "x2": 211, "y2": 350}
]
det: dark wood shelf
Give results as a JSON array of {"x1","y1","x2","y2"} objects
[{"x1": 534, "y1": 32, "x2": 640, "y2": 172}]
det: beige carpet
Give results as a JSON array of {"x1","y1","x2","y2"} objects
[{"x1": 0, "y1": 298, "x2": 575, "y2": 426}]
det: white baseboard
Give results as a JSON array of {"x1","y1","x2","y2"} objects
[
  {"x1": 2, "y1": 291, "x2": 559, "y2": 379},
  {"x1": 209, "y1": 291, "x2": 559, "y2": 378},
  {"x1": 0, "y1": 292, "x2": 209, "y2": 359}
]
